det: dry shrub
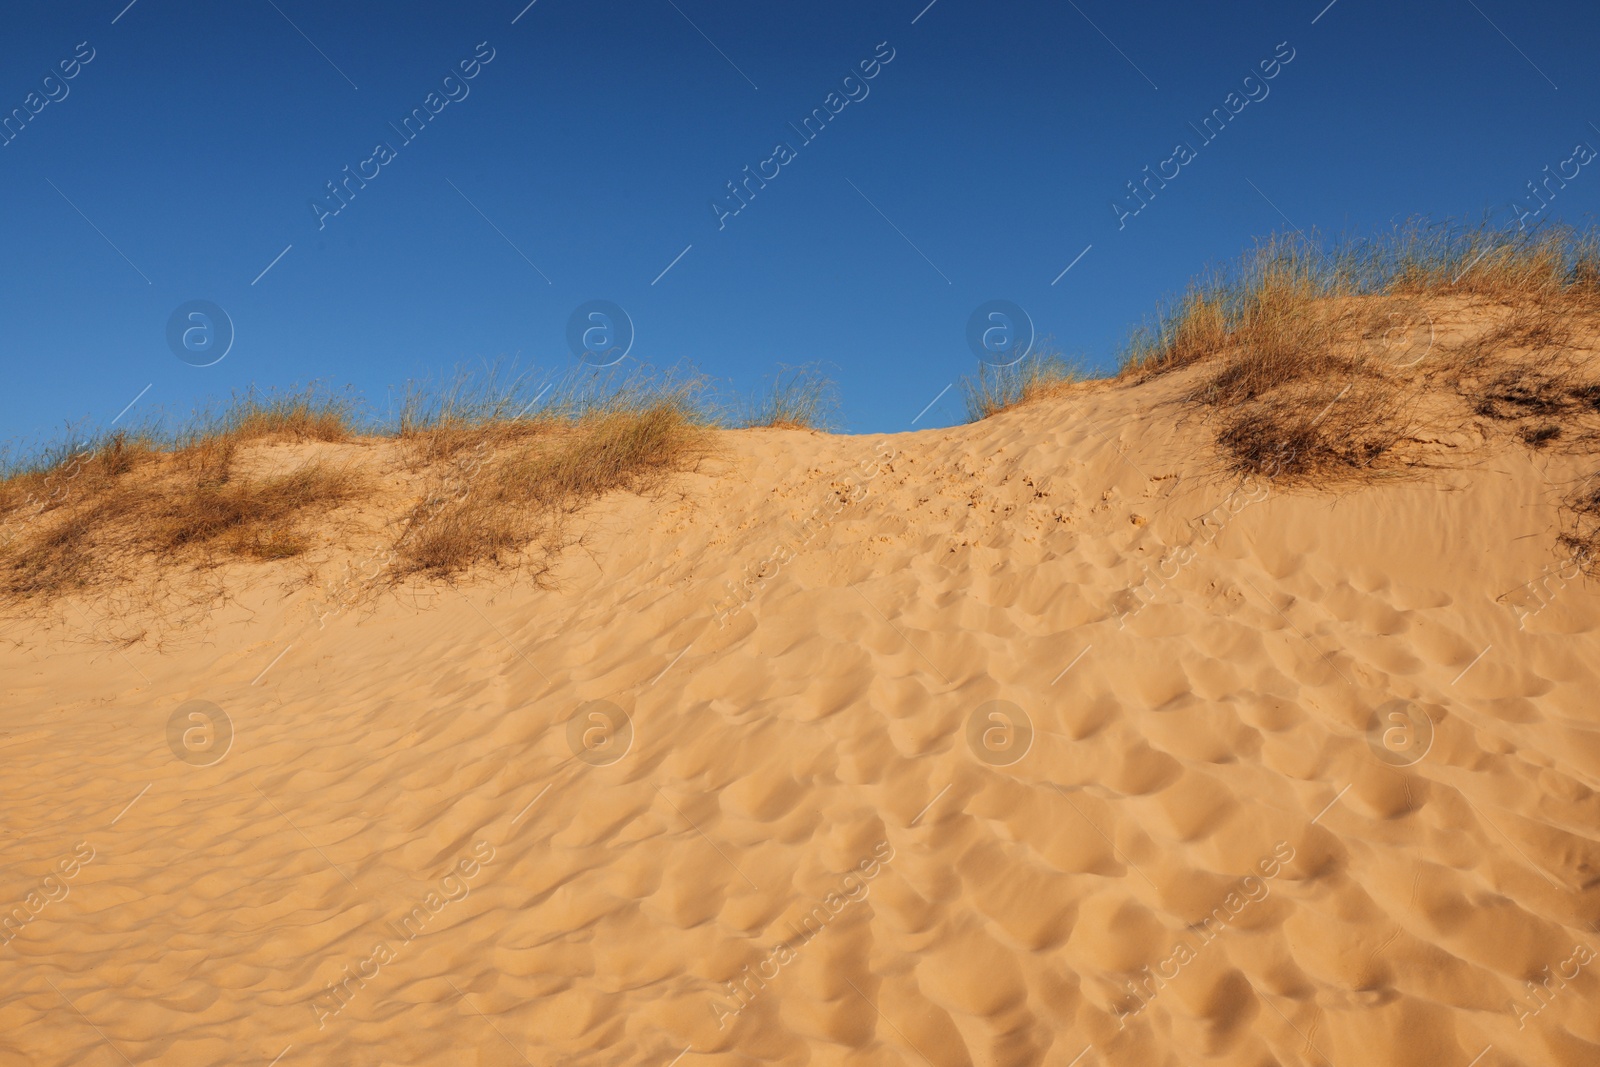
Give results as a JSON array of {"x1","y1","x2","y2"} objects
[
  {"x1": 1, "y1": 384, "x2": 354, "y2": 534},
  {"x1": 1450, "y1": 338, "x2": 1600, "y2": 456},
  {"x1": 499, "y1": 403, "x2": 701, "y2": 511},
  {"x1": 0, "y1": 430, "x2": 161, "y2": 594},
  {"x1": 1214, "y1": 377, "x2": 1412, "y2": 480},
  {"x1": 149, "y1": 460, "x2": 362, "y2": 556},
  {"x1": 1474, "y1": 365, "x2": 1580, "y2": 420},
  {"x1": 392, "y1": 502, "x2": 523, "y2": 579}
]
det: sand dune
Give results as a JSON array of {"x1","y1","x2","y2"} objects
[{"x1": 3, "y1": 364, "x2": 1599, "y2": 1067}]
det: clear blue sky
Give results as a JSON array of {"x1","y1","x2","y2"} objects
[{"x1": 3, "y1": 0, "x2": 1597, "y2": 443}]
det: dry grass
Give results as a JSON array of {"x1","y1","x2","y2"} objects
[
  {"x1": 387, "y1": 371, "x2": 713, "y2": 579},
  {"x1": 150, "y1": 460, "x2": 363, "y2": 559},
  {"x1": 0, "y1": 438, "x2": 364, "y2": 599},
  {"x1": 201, "y1": 383, "x2": 358, "y2": 443},
  {"x1": 1124, "y1": 221, "x2": 1600, "y2": 378},
  {"x1": 0, "y1": 367, "x2": 716, "y2": 601},
  {"x1": 738, "y1": 365, "x2": 838, "y2": 430},
  {"x1": 0, "y1": 385, "x2": 367, "y2": 599},
  {"x1": 962, "y1": 351, "x2": 1082, "y2": 421},
  {"x1": 393, "y1": 413, "x2": 696, "y2": 577},
  {"x1": 395, "y1": 362, "x2": 557, "y2": 466},
  {"x1": 1561, "y1": 473, "x2": 1600, "y2": 565},
  {"x1": 1117, "y1": 221, "x2": 1600, "y2": 482}
]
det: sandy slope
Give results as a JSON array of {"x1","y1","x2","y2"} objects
[{"x1": 2, "y1": 369, "x2": 1599, "y2": 1067}]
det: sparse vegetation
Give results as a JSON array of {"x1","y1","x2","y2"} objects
[
  {"x1": 392, "y1": 376, "x2": 711, "y2": 579},
  {"x1": 0, "y1": 371, "x2": 715, "y2": 599},
  {"x1": 739, "y1": 365, "x2": 838, "y2": 430},
  {"x1": 11, "y1": 219, "x2": 1600, "y2": 603},
  {"x1": 1115, "y1": 220, "x2": 1600, "y2": 482},
  {"x1": 396, "y1": 362, "x2": 557, "y2": 465},
  {"x1": 961, "y1": 351, "x2": 1082, "y2": 421},
  {"x1": 1561, "y1": 473, "x2": 1600, "y2": 565},
  {"x1": 0, "y1": 434, "x2": 364, "y2": 599},
  {"x1": 1122, "y1": 220, "x2": 1600, "y2": 378}
]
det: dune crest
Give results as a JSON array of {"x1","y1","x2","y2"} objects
[{"x1": 5, "y1": 313, "x2": 1600, "y2": 1065}]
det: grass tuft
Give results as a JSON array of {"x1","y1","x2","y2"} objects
[
  {"x1": 0, "y1": 365, "x2": 717, "y2": 600},
  {"x1": 0, "y1": 445, "x2": 364, "y2": 599},
  {"x1": 207, "y1": 383, "x2": 358, "y2": 443},
  {"x1": 1116, "y1": 219, "x2": 1600, "y2": 482},
  {"x1": 390, "y1": 374, "x2": 712, "y2": 579},
  {"x1": 962, "y1": 350, "x2": 1082, "y2": 421},
  {"x1": 739, "y1": 365, "x2": 838, "y2": 430}
]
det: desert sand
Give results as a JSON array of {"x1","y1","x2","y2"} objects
[{"x1": 3, "y1": 361, "x2": 1599, "y2": 1067}]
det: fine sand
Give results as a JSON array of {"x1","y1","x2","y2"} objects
[{"x1": 3, "y1": 366, "x2": 1599, "y2": 1067}]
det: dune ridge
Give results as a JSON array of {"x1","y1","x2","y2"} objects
[{"x1": 4, "y1": 325, "x2": 1600, "y2": 1065}]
